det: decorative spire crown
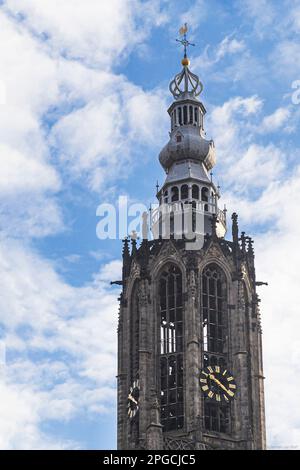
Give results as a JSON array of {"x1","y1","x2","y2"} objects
[{"x1": 169, "y1": 24, "x2": 203, "y2": 100}]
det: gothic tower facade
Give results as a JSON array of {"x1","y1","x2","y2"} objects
[{"x1": 117, "y1": 52, "x2": 266, "y2": 450}]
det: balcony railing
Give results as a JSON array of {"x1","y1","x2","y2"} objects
[{"x1": 151, "y1": 201, "x2": 226, "y2": 226}]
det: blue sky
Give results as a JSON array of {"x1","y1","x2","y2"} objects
[{"x1": 0, "y1": 0, "x2": 300, "y2": 449}]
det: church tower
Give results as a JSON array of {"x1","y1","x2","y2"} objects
[{"x1": 117, "y1": 37, "x2": 266, "y2": 450}]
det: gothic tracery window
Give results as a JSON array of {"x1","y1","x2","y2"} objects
[
  {"x1": 130, "y1": 282, "x2": 140, "y2": 380},
  {"x1": 201, "y1": 264, "x2": 230, "y2": 434},
  {"x1": 159, "y1": 265, "x2": 184, "y2": 432}
]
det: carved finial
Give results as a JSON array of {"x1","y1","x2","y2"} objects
[
  {"x1": 240, "y1": 231, "x2": 246, "y2": 253},
  {"x1": 247, "y1": 237, "x2": 254, "y2": 257},
  {"x1": 142, "y1": 211, "x2": 149, "y2": 241},
  {"x1": 211, "y1": 214, "x2": 218, "y2": 239},
  {"x1": 232, "y1": 213, "x2": 239, "y2": 245},
  {"x1": 122, "y1": 236, "x2": 130, "y2": 258},
  {"x1": 122, "y1": 237, "x2": 131, "y2": 280},
  {"x1": 223, "y1": 204, "x2": 227, "y2": 223},
  {"x1": 130, "y1": 231, "x2": 138, "y2": 256}
]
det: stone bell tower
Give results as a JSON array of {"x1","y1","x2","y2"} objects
[{"x1": 117, "y1": 39, "x2": 266, "y2": 450}]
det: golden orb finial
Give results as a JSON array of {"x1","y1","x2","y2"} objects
[{"x1": 181, "y1": 56, "x2": 190, "y2": 66}]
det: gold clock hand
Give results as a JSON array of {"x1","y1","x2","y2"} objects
[
  {"x1": 128, "y1": 394, "x2": 138, "y2": 405},
  {"x1": 209, "y1": 374, "x2": 231, "y2": 395}
]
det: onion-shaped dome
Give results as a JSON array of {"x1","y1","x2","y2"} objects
[{"x1": 159, "y1": 126, "x2": 216, "y2": 171}]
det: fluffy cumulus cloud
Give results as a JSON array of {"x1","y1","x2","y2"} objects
[
  {"x1": 0, "y1": 237, "x2": 121, "y2": 449},
  {"x1": 50, "y1": 75, "x2": 167, "y2": 191},
  {"x1": 193, "y1": 35, "x2": 246, "y2": 70},
  {"x1": 259, "y1": 107, "x2": 291, "y2": 133},
  {"x1": 0, "y1": 1, "x2": 169, "y2": 200},
  {"x1": 0, "y1": 10, "x2": 64, "y2": 236},
  {"x1": 0, "y1": 1, "x2": 168, "y2": 238},
  {"x1": 0, "y1": 0, "x2": 167, "y2": 449},
  {"x1": 2, "y1": 0, "x2": 166, "y2": 67}
]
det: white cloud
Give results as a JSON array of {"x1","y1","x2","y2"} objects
[
  {"x1": 237, "y1": 0, "x2": 276, "y2": 38},
  {"x1": 179, "y1": 0, "x2": 207, "y2": 30},
  {"x1": 255, "y1": 225, "x2": 300, "y2": 448},
  {"x1": 216, "y1": 37, "x2": 246, "y2": 58},
  {"x1": 259, "y1": 107, "x2": 291, "y2": 133},
  {"x1": 207, "y1": 95, "x2": 263, "y2": 164},
  {"x1": 229, "y1": 144, "x2": 285, "y2": 190},
  {"x1": 0, "y1": 143, "x2": 59, "y2": 194},
  {"x1": 0, "y1": 11, "x2": 64, "y2": 236},
  {"x1": 193, "y1": 35, "x2": 246, "y2": 69},
  {"x1": 50, "y1": 78, "x2": 167, "y2": 191},
  {"x1": 0, "y1": 11, "x2": 61, "y2": 188},
  {"x1": 270, "y1": 40, "x2": 300, "y2": 77},
  {"x1": 0, "y1": 237, "x2": 121, "y2": 448},
  {"x1": 3, "y1": 0, "x2": 165, "y2": 68},
  {"x1": 0, "y1": 4, "x2": 168, "y2": 239},
  {"x1": 0, "y1": 3, "x2": 169, "y2": 447},
  {"x1": 289, "y1": 5, "x2": 300, "y2": 32},
  {"x1": 0, "y1": 379, "x2": 76, "y2": 449}
]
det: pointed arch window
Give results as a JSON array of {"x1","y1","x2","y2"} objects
[
  {"x1": 201, "y1": 264, "x2": 230, "y2": 434},
  {"x1": 202, "y1": 264, "x2": 228, "y2": 359},
  {"x1": 159, "y1": 265, "x2": 184, "y2": 432},
  {"x1": 130, "y1": 282, "x2": 140, "y2": 380}
]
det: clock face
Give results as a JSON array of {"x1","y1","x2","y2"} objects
[
  {"x1": 200, "y1": 365, "x2": 236, "y2": 403},
  {"x1": 127, "y1": 379, "x2": 140, "y2": 420}
]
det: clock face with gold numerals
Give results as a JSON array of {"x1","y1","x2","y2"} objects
[
  {"x1": 127, "y1": 379, "x2": 140, "y2": 420},
  {"x1": 200, "y1": 365, "x2": 237, "y2": 403}
]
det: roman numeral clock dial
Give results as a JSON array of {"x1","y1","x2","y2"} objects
[
  {"x1": 200, "y1": 366, "x2": 237, "y2": 403},
  {"x1": 127, "y1": 379, "x2": 140, "y2": 420}
]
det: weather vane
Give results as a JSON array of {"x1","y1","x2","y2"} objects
[{"x1": 176, "y1": 23, "x2": 195, "y2": 58}]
